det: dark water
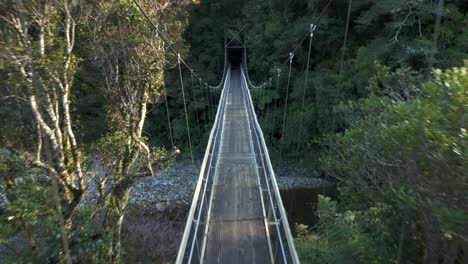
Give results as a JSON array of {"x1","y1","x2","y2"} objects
[
  {"x1": 281, "y1": 185, "x2": 337, "y2": 236},
  {"x1": 123, "y1": 185, "x2": 336, "y2": 262}
]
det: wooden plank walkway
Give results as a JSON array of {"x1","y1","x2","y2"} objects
[{"x1": 203, "y1": 69, "x2": 271, "y2": 263}]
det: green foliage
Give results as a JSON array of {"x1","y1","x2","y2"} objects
[
  {"x1": 0, "y1": 66, "x2": 35, "y2": 149},
  {"x1": 220, "y1": 0, "x2": 468, "y2": 158},
  {"x1": 93, "y1": 131, "x2": 134, "y2": 164},
  {"x1": 163, "y1": 0, "x2": 468, "y2": 159},
  {"x1": 0, "y1": 152, "x2": 36, "y2": 241},
  {"x1": 69, "y1": 208, "x2": 111, "y2": 263},
  {"x1": 3, "y1": 178, "x2": 54, "y2": 226},
  {"x1": 93, "y1": 130, "x2": 174, "y2": 176},
  {"x1": 151, "y1": 146, "x2": 174, "y2": 170},
  {"x1": 72, "y1": 64, "x2": 109, "y2": 144},
  {"x1": 316, "y1": 67, "x2": 468, "y2": 262},
  {"x1": 296, "y1": 195, "x2": 397, "y2": 263},
  {"x1": 0, "y1": 151, "x2": 109, "y2": 262}
]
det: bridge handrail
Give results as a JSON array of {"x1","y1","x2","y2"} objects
[
  {"x1": 176, "y1": 68, "x2": 231, "y2": 263},
  {"x1": 240, "y1": 66, "x2": 300, "y2": 264},
  {"x1": 206, "y1": 45, "x2": 229, "y2": 90},
  {"x1": 242, "y1": 49, "x2": 272, "y2": 90}
]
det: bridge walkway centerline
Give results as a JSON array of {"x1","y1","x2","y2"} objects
[
  {"x1": 176, "y1": 65, "x2": 299, "y2": 264},
  {"x1": 202, "y1": 68, "x2": 271, "y2": 263}
]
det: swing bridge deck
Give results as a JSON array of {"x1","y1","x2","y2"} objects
[
  {"x1": 176, "y1": 66, "x2": 299, "y2": 264},
  {"x1": 129, "y1": 1, "x2": 330, "y2": 262}
]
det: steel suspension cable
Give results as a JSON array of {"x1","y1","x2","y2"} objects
[
  {"x1": 339, "y1": 0, "x2": 353, "y2": 75},
  {"x1": 273, "y1": 68, "x2": 281, "y2": 113},
  {"x1": 254, "y1": 86, "x2": 260, "y2": 116},
  {"x1": 243, "y1": 49, "x2": 271, "y2": 90},
  {"x1": 260, "y1": 79, "x2": 266, "y2": 122},
  {"x1": 258, "y1": 88, "x2": 263, "y2": 119},
  {"x1": 296, "y1": 24, "x2": 316, "y2": 156},
  {"x1": 132, "y1": 0, "x2": 225, "y2": 89},
  {"x1": 281, "y1": 0, "x2": 334, "y2": 66},
  {"x1": 211, "y1": 86, "x2": 217, "y2": 118},
  {"x1": 199, "y1": 78, "x2": 210, "y2": 124},
  {"x1": 269, "y1": 68, "x2": 281, "y2": 144},
  {"x1": 240, "y1": 0, "x2": 333, "y2": 96},
  {"x1": 190, "y1": 70, "x2": 201, "y2": 133},
  {"x1": 177, "y1": 54, "x2": 195, "y2": 172},
  {"x1": 210, "y1": 85, "x2": 215, "y2": 120},
  {"x1": 280, "y1": 53, "x2": 294, "y2": 160},
  {"x1": 260, "y1": 78, "x2": 272, "y2": 124},
  {"x1": 213, "y1": 87, "x2": 218, "y2": 118},
  {"x1": 240, "y1": 1, "x2": 333, "y2": 151},
  {"x1": 163, "y1": 83, "x2": 175, "y2": 147},
  {"x1": 205, "y1": 83, "x2": 213, "y2": 121}
]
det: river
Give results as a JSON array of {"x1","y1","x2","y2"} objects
[{"x1": 122, "y1": 182, "x2": 336, "y2": 262}]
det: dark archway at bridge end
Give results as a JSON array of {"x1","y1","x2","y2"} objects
[{"x1": 228, "y1": 47, "x2": 244, "y2": 67}]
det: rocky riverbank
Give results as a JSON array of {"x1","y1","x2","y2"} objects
[
  {"x1": 120, "y1": 160, "x2": 333, "y2": 263},
  {"x1": 127, "y1": 160, "x2": 333, "y2": 210}
]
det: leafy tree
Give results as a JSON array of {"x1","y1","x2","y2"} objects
[
  {"x1": 86, "y1": 1, "x2": 183, "y2": 261},
  {"x1": 314, "y1": 66, "x2": 468, "y2": 263},
  {"x1": 0, "y1": 1, "x2": 91, "y2": 262},
  {"x1": 296, "y1": 195, "x2": 397, "y2": 263}
]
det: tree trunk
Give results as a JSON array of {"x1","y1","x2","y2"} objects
[
  {"x1": 422, "y1": 210, "x2": 443, "y2": 264},
  {"x1": 135, "y1": 91, "x2": 154, "y2": 175},
  {"x1": 43, "y1": 135, "x2": 73, "y2": 264},
  {"x1": 428, "y1": 0, "x2": 445, "y2": 71},
  {"x1": 61, "y1": 86, "x2": 84, "y2": 190},
  {"x1": 22, "y1": 222, "x2": 36, "y2": 254},
  {"x1": 397, "y1": 218, "x2": 407, "y2": 264},
  {"x1": 107, "y1": 178, "x2": 134, "y2": 263},
  {"x1": 109, "y1": 210, "x2": 126, "y2": 263},
  {"x1": 61, "y1": 0, "x2": 84, "y2": 191},
  {"x1": 339, "y1": 0, "x2": 352, "y2": 76},
  {"x1": 35, "y1": 122, "x2": 42, "y2": 162},
  {"x1": 136, "y1": 90, "x2": 148, "y2": 138},
  {"x1": 29, "y1": 94, "x2": 71, "y2": 184},
  {"x1": 442, "y1": 238, "x2": 459, "y2": 264}
]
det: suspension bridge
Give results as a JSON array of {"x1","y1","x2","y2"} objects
[
  {"x1": 131, "y1": 0, "x2": 333, "y2": 262},
  {"x1": 170, "y1": 20, "x2": 309, "y2": 262},
  {"x1": 175, "y1": 64, "x2": 299, "y2": 263}
]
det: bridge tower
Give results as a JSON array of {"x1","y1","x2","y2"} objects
[{"x1": 225, "y1": 26, "x2": 246, "y2": 67}]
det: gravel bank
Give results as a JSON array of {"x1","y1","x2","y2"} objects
[
  {"x1": 128, "y1": 160, "x2": 333, "y2": 209},
  {"x1": 121, "y1": 160, "x2": 333, "y2": 262}
]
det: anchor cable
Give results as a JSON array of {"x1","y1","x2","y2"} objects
[
  {"x1": 296, "y1": 24, "x2": 316, "y2": 156},
  {"x1": 280, "y1": 53, "x2": 294, "y2": 160},
  {"x1": 162, "y1": 83, "x2": 175, "y2": 147},
  {"x1": 178, "y1": 54, "x2": 195, "y2": 172}
]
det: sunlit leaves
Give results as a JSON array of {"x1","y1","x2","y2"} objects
[{"x1": 316, "y1": 67, "x2": 468, "y2": 262}]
